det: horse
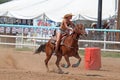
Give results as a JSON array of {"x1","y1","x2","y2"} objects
[{"x1": 34, "y1": 24, "x2": 87, "y2": 73}]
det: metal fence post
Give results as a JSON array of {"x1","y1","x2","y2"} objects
[{"x1": 103, "y1": 30, "x2": 107, "y2": 50}]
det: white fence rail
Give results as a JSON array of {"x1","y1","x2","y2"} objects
[
  {"x1": 0, "y1": 24, "x2": 120, "y2": 52},
  {"x1": 0, "y1": 34, "x2": 120, "y2": 52}
]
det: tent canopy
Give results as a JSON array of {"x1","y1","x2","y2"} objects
[{"x1": 0, "y1": 0, "x2": 115, "y2": 22}]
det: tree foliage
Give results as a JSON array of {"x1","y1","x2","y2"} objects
[{"x1": 0, "y1": 0, "x2": 11, "y2": 4}]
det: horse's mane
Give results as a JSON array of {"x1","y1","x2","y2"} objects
[
  {"x1": 64, "y1": 24, "x2": 83, "y2": 43},
  {"x1": 73, "y1": 24, "x2": 84, "y2": 34},
  {"x1": 72, "y1": 23, "x2": 85, "y2": 39}
]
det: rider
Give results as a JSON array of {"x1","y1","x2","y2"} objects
[{"x1": 54, "y1": 13, "x2": 75, "y2": 55}]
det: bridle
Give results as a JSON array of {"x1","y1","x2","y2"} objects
[{"x1": 63, "y1": 25, "x2": 85, "y2": 48}]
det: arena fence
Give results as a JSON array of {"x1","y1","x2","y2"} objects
[{"x1": 0, "y1": 24, "x2": 120, "y2": 52}]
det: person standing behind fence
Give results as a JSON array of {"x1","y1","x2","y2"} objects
[
  {"x1": 108, "y1": 18, "x2": 115, "y2": 41},
  {"x1": 91, "y1": 23, "x2": 97, "y2": 40}
]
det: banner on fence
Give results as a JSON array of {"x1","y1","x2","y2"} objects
[{"x1": 0, "y1": 24, "x2": 58, "y2": 37}]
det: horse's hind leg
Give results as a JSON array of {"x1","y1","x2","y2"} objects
[
  {"x1": 45, "y1": 53, "x2": 52, "y2": 72},
  {"x1": 72, "y1": 53, "x2": 81, "y2": 67},
  {"x1": 61, "y1": 55, "x2": 71, "y2": 68}
]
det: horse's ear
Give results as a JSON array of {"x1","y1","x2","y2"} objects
[
  {"x1": 74, "y1": 24, "x2": 80, "y2": 31},
  {"x1": 76, "y1": 24, "x2": 79, "y2": 27}
]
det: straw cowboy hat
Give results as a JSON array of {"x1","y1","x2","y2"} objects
[
  {"x1": 91, "y1": 23, "x2": 97, "y2": 27},
  {"x1": 63, "y1": 13, "x2": 74, "y2": 18}
]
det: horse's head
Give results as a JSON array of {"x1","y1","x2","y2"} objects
[{"x1": 73, "y1": 24, "x2": 87, "y2": 37}]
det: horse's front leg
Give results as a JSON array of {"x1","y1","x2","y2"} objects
[
  {"x1": 72, "y1": 52, "x2": 81, "y2": 67},
  {"x1": 56, "y1": 54, "x2": 63, "y2": 73},
  {"x1": 61, "y1": 55, "x2": 71, "y2": 68}
]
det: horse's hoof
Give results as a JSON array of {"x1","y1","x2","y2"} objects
[
  {"x1": 58, "y1": 70, "x2": 64, "y2": 74},
  {"x1": 64, "y1": 71, "x2": 69, "y2": 74},
  {"x1": 61, "y1": 64, "x2": 69, "y2": 68},
  {"x1": 72, "y1": 64, "x2": 79, "y2": 67},
  {"x1": 58, "y1": 70, "x2": 69, "y2": 74},
  {"x1": 54, "y1": 69, "x2": 64, "y2": 74}
]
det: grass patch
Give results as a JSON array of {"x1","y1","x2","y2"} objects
[
  {"x1": 101, "y1": 51, "x2": 120, "y2": 58},
  {"x1": 78, "y1": 50, "x2": 85, "y2": 55},
  {"x1": 79, "y1": 50, "x2": 120, "y2": 58}
]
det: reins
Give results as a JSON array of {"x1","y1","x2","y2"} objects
[{"x1": 62, "y1": 28, "x2": 80, "y2": 49}]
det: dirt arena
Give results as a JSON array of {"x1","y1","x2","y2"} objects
[{"x1": 0, "y1": 47, "x2": 120, "y2": 80}]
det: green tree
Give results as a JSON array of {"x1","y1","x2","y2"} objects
[{"x1": 0, "y1": 0, "x2": 11, "y2": 4}]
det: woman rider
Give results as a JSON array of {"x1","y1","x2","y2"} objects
[{"x1": 54, "y1": 13, "x2": 75, "y2": 54}]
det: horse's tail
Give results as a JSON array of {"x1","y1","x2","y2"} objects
[{"x1": 34, "y1": 43, "x2": 46, "y2": 54}]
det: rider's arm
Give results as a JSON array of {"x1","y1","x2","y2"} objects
[
  {"x1": 70, "y1": 21, "x2": 75, "y2": 28},
  {"x1": 63, "y1": 19, "x2": 69, "y2": 29}
]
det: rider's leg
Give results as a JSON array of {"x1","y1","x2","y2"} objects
[{"x1": 54, "y1": 32, "x2": 61, "y2": 54}]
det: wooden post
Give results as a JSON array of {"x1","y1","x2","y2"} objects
[
  {"x1": 117, "y1": 0, "x2": 120, "y2": 29},
  {"x1": 116, "y1": 0, "x2": 120, "y2": 48}
]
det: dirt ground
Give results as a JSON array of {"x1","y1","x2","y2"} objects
[{"x1": 0, "y1": 47, "x2": 120, "y2": 80}]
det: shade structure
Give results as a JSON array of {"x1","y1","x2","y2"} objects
[{"x1": 0, "y1": 0, "x2": 115, "y2": 22}]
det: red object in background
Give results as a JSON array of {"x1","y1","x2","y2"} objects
[{"x1": 85, "y1": 47, "x2": 101, "y2": 70}]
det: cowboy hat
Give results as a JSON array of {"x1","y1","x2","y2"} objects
[{"x1": 63, "y1": 13, "x2": 74, "y2": 18}]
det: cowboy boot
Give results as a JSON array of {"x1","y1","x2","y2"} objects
[
  {"x1": 54, "y1": 33, "x2": 62, "y2": 55},
  {"x1": 54, "y1": 40, "x2": 61, "y2": 55}
]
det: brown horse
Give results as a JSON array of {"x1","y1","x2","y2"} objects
[{"x1": 34, "y1": 24, "x2": 87, "y2": 73}]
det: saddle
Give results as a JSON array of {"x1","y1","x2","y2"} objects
[{"x1": 50, "y1": 34, "x2": 67, "y2": 45}]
